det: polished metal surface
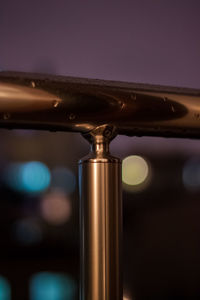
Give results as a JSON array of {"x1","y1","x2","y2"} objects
[
  {"x1": 79, "y1": 126, "x2": 122, "y2": 300},
  {"x1": 0, "y1": 71, "x2": 200, "y2": 137},
  {"x1": 1, "y1": 71, "x2": 200, "y2": 299}
]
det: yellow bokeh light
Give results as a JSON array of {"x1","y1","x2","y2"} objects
[
  {"x1": 123, "y1": 293, "x2": 132, "y2": 300},
  {"x1": 122, "y1": 155, "x2": 149, "y2": 186}
]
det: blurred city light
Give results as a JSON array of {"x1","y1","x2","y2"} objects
[
  {"x1": 122, "y1": 155, "x2": 150, "y2": 191},
  {"x1": 13, "y1": 219, "x2": 42, "y2": 245},
  {"x1": 5, "y1": 161, "x2": 51, "y2": 193},
  {"x1": 183, "y1": 157, "x2": 200, "y2": 191},
  {"x1": 5, "y1": 163, "x2": 24, "y2": 192},
  {"x1": 51, "y1": 167, "x2": 76, "y2": 195},
  {"x1": 0, "y1": 276, "x2": 11, "y2": 300},
  {"x1": 30, "y1": 272, "x2": 76, "y2": 300},
  {"x1": 123, "y1": 296, "x2": 131, "y2": 300},
  {"x1": 123, "y1": 289, "x2": 133, "y2": 300},
  {"x1": 40, "y1": 189, "x2": 72, "y2": 225},
  {"x1": 21, "y1": 162, "x2": 51, "y2": 193}
]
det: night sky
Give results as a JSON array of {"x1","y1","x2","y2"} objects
[{"x1": 1, "y1": 0, "x2": 200, "y2": 88}]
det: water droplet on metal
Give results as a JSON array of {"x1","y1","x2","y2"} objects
[
  {"x1": 31, "y1": 81, "x2": 36, "y2": 88},
  {"x1": 118, "y1": 100, "x2": 125, "y2": 109},
  {"x1": 171, "y1": 105, "x2": 175, "y2": 113},
  {"x1": 68, "y1": 113, "x2": 76, "y2": 120},
  {"x1": 131, "y1": 94, "x2": 137, "y2": 100},
  {"x1": 3, "y1": 113, "x2": 11, "y2": 120},
  {"x1": 194, "y1": 113, "x2": 200, "y2": 120},
  {"x1": 52, "y1": 100, "x2": 59, "y2": 108}
]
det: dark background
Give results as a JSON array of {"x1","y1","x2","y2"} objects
[{"x1": 1, "y1": 1, "x2": 200, "y2": 299}]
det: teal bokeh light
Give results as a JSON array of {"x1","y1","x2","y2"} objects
[
  {"x1": 30, "y1": 272, "x2": 76, "y2": 300},
  {"x1": 0, "y1": 276, "x2": 11, "y2": 300},
  {"x1": 21, "y1": 162, "x2": 51, "y2": 192},
  {"x1": 5, "y1": 161, "x2": 51, "y2": 193}
]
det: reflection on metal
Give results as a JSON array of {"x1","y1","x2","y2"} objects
[
  {"x1": 79, "y1": 125, "x2": 122, "y2": 300},
  {"x1": 1, "y1": 71, "x2": 200, "y2": 300},
  {"x1": 0, "y1": 71, "x2": 200, "y2": 137}
]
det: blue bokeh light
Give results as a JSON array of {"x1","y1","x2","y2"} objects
[
  {"x1": 183, "y1": 158, "x2": 200, "y2": 191},
  {"x1": 51, "y1": 167, "x2": 76, "y2": 195},
  {"x1": 14, "y1": 219, "x2": 42, "y2": 245},
  {"x1": 5, "y1": 161, "x2": 51, "y2": 193},
  {"x1": 30, "y1": 272, "x2": 76, "y2": 300},
  {"x1": 0, "y1": 276, "x2": 11, "y2": 300}
]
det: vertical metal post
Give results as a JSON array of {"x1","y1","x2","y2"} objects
[{"x1": 79, "y1": 126, "x2": 122, "y2": 300}]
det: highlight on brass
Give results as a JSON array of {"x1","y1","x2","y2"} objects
[{"x1": 0, "y1": 71, "x2": 200, "y2": 138}]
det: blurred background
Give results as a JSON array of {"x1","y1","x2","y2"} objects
[{"x1": 1, "y1": 0, "x2": 200, "y2": 299}]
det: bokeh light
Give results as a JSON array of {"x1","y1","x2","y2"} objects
[
  {"x1": 5, "y1": 163, "x2": 24, "y2": 192},
  {"x1": 123, "y1": 296, "x2": 131, "y2": 300},
  {"x1": 183, "y1": 157, "x2": 200, "y2": 191},
  {"x1": 22, "y1": 162, "x2": 51, "y2": 193},
  {"x1": 5, "y1": 161, "x2": 51, "y2": 193},
  {"x1": 40, "y1": 189, "x2": 72, "y2": 225},
  {"x1": 51, "y1": 167, "x2": 76, "y2": 195},
  {"x1": 122, "y1": 155, "x2": 150, "y2": 191},
  {"x1": 13, "y1": 219, "x2": 42, "y2": 245},
  {"x1": 0, "y1": 276, "x2": 11, "y2": 300},
  {"x1": 30, "y1": 272, "x2": 76, "y2": 300}
]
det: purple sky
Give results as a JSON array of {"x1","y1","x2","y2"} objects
[
  {"x1": 1, "y1": 0, "x2": 200, "y2": 88},
  {"x1": 1, "y1": 0, "x2": 200, "y2": 156}
]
